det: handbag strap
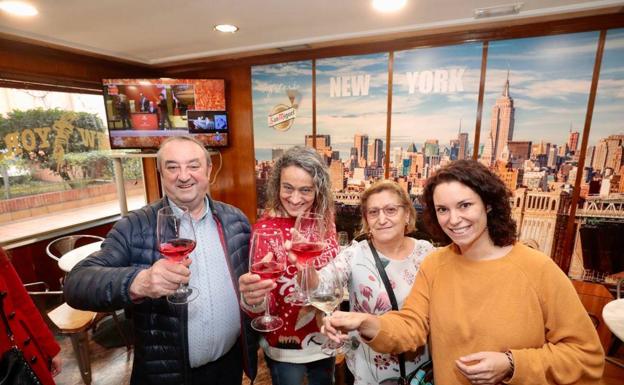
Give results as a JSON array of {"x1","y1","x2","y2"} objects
[{"x1": 367, "y1": 240, "x2": 407, "y2": 383}]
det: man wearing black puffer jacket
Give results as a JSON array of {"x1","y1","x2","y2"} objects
[{"x1": 64, "y1": 136, "x2": 258, "y2": 385}]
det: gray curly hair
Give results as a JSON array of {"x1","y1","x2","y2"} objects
[{"x1": 265, "y1": 146, "x2": 334, "y2": 220}]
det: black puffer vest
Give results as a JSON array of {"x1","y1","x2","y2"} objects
[{"x1": 64, "y1": 197, "x2": 258, "y2": 384}]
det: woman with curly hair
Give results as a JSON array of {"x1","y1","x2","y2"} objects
[
  {"x1": 238, "y1": 146, "x2": 338, "y2": 385},
  {"x1": 324, "y1": 159, "x2": 604, "y2": 385}
]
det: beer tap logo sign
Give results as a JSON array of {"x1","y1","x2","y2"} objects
[{"x1": 267, "y1": 89, "x2": 300, "y2": 132}]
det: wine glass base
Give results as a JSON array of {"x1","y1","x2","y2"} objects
[
  {"x1": 321, "y1": 340, "x2": 349, "y2": 356},
  {"x1": 251, "y1": 316, "x2": 284, "y2": 332},
  {"x1": 167, "y1": 285, "x2": 199, "y2": 305},
  {"x1": 284, "y1": 292, "x2": 308, "y2": 306}
]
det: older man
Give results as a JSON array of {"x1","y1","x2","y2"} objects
[{"x1": 64, "y1": 136, "x2": 258, "y2": 385}]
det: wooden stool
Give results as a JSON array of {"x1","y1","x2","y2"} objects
[{"x1": 48, "y1": 303, "x2": 97, "y2": 385}]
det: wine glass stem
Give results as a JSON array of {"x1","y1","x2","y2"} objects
[
  {"x1": 263, "y1": 293, "x2": 270, "y2": 317},
  {"x1": 299, "y1": 262, "x2": 308, "y2": 294}
]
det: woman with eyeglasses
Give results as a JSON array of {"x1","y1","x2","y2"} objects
[
  {"x1": 296, "y1": 180, "x2": 434, "y2": 384},
  {"x1": 323, "y1": 160, "x2": 604, "y2": 385},
  {"x1": 238, "y1": 146, "x2": 338, "y2": 385}
]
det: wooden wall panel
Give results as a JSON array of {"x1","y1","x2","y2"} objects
[
  {"x1": 142, "y1": 158, "x2": 162, "y2": 204},
  {"x1": 0, "y1": 36, "x2": 155, "y2": 89},
  {"x1": 572, "y1": 280, "x2": 615, "y2": 352}
]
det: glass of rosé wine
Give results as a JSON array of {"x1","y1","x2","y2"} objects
[
  {"x1": 157, "y1": 206, "x2": 198, "y2": 304},
  {"x1": 249, "y1": 228, "x2": 287, "y2": 332},
  {"x1": 285, "y1": 212, "x2": 326, "y2": 306}
]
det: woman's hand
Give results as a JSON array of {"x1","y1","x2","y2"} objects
[
  {"x1": 322, "y1": 311, "x2": 380, "y2": 343},
  {"x1": 238, "y1": 272, "x2": 275, "y2": 306},
  {"x1": 455, "y1": 351, "x2": 512, "y2": 385},
  {"x1": 50, "y1": 354, "x2": 62, "y2": 376}
]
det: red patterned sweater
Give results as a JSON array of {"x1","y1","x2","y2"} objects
[{"x1": 250, "y1": 216, "x2": 338, "y2": 363}]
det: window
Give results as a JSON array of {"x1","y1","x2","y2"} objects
[{"x1": 0, "y1": 87, "x2": 146, "y2": 244}]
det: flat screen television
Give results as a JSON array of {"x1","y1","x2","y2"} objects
[{"x1": 102, "y1": 78, "x2": 228, "y2": 149}]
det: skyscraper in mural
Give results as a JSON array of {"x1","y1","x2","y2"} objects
[
  {"x1": 369, "y1": 138, "x2": 384, "y2": 167},
  {"x1": 568, "y1": 130, "x2": 580, "y2": 154},
  {"x1": 458, "y1": 129, "x2": 469, "y2": 161},
  {"x1": 481, "y1": 71, "x2": 515, "y2": 166},
  {"x1": 354, "y1": 134, "x2": 369, "y2": 167}
]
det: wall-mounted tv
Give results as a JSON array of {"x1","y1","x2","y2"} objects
[{"x1": 102, "y1": 78, "x2": 228, "y2": 149}]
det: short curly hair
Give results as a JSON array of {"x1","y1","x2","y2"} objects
[
  {"x1": 357, "y1": 180, "x2": 417, "y2": 238},
  {"x1": 421, "y1": 160, "x2": 517, "y2": 247}
]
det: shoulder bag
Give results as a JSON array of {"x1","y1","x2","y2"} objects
[{"x1": 367, "y1": 240, "x2": 433, "y2": 385}]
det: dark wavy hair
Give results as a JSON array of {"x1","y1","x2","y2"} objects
[{"x1": 421, "y1": 159, "x2": 517, "y2": 247}]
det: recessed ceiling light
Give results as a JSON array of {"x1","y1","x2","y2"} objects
[
  {"x1": 0, "y1": 1, "x2": 38, "y2": 16},
  {"x1": 372, "y1": 0, "x2": 407, "y2": 13},
  {"x1": 214, "y1": 24, "x2": 239, "y2": 33}
]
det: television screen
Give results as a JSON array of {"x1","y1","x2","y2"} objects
[{"x1": 102, "y1": 78, "x2": 228, "y2": 149}]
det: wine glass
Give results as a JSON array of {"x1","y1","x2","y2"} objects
[
  {"x1": 286, "y1": 212, "x2": 326, "y2": 306},
  {"x1": 249, "y1": 227, "x2": 287, "y2": 332},
  {"x1": 337, "y1": 231, "x2": 350, "y2": 252},
  {"x1": 156, "y1": 206, "x2": 198, "y2": 304},
  {"x1": 305, "y1": 258, "x2": 347, "y2": 355}
]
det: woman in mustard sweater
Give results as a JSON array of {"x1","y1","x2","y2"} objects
[{"x1": 323, "y1": 160, "x2": 604, "y2": 385}]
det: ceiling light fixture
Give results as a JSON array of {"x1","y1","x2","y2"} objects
[
  {"x1": 372, "y1": 0, "x2": 407, "y2": 13},
  {"x1": 473, "y1": 2, "x2": 523, "y2": 19},
  {"x1": 214, "y1": 24, "x2": 239, "y2": 33},
  {"x1": 0, "y1": 1, "x2": 38, "y2": 16}
]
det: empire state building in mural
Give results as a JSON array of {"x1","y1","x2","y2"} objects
[{"x1": 480, "y1": 72, "x2": 515, "y2": 166}]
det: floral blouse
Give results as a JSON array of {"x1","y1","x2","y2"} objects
[{"x1": 319, "y1": 238, "x2": 435, "y2": 385}]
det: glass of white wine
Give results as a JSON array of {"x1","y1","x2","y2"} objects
[
  {"x1": 337, "y1": 231, "x2": 349, "y2": 252},
  {"x1": 305, "y1": 258, "x2": 347, "y2": 355}
]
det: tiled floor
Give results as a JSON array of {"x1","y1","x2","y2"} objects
[
  {"x1": 53, "y1": 332, "x2": 132, "y2": 385},
  {"x1": 53, "y1": 318, "x2": 272, "y2": 385},
  {"x1": 49, "y1": 327, "x2": 624, "y2": 385}
]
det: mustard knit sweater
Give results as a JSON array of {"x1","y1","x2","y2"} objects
[{"x1": 368, "y1": 243, "x2": 604, "y2": 385}]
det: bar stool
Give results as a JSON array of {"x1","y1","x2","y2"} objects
[
  {"x1": 45, "y1": 235, "x2": 132, "y2": 351},
  {"x1": 49, "y1": 303, "x2": 97, "y2": 385},
  {"x1": 26, "y1": 282, "x2": 97, "y2": 385}
]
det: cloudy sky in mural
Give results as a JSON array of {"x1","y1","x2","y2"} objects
[
  {"x1": 391, "y1": 42, "x2": 482, "y2": 154},
  {"x1": 481, "y1": 31, "x2": 600, "y2": 149},
  {"x1": 592, "y1": 27, "x2": 624, "y2": 145},
  {"x1": 252, "y1": 60, "x2": 312, "y2": 161},
  {"x1": 316, "y1": 53, "x2": 389, "y2": 159}
]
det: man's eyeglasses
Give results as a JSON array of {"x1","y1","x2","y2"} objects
[{"x1": 365, "y1": 204, "x2": 405, "y2": 219}]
